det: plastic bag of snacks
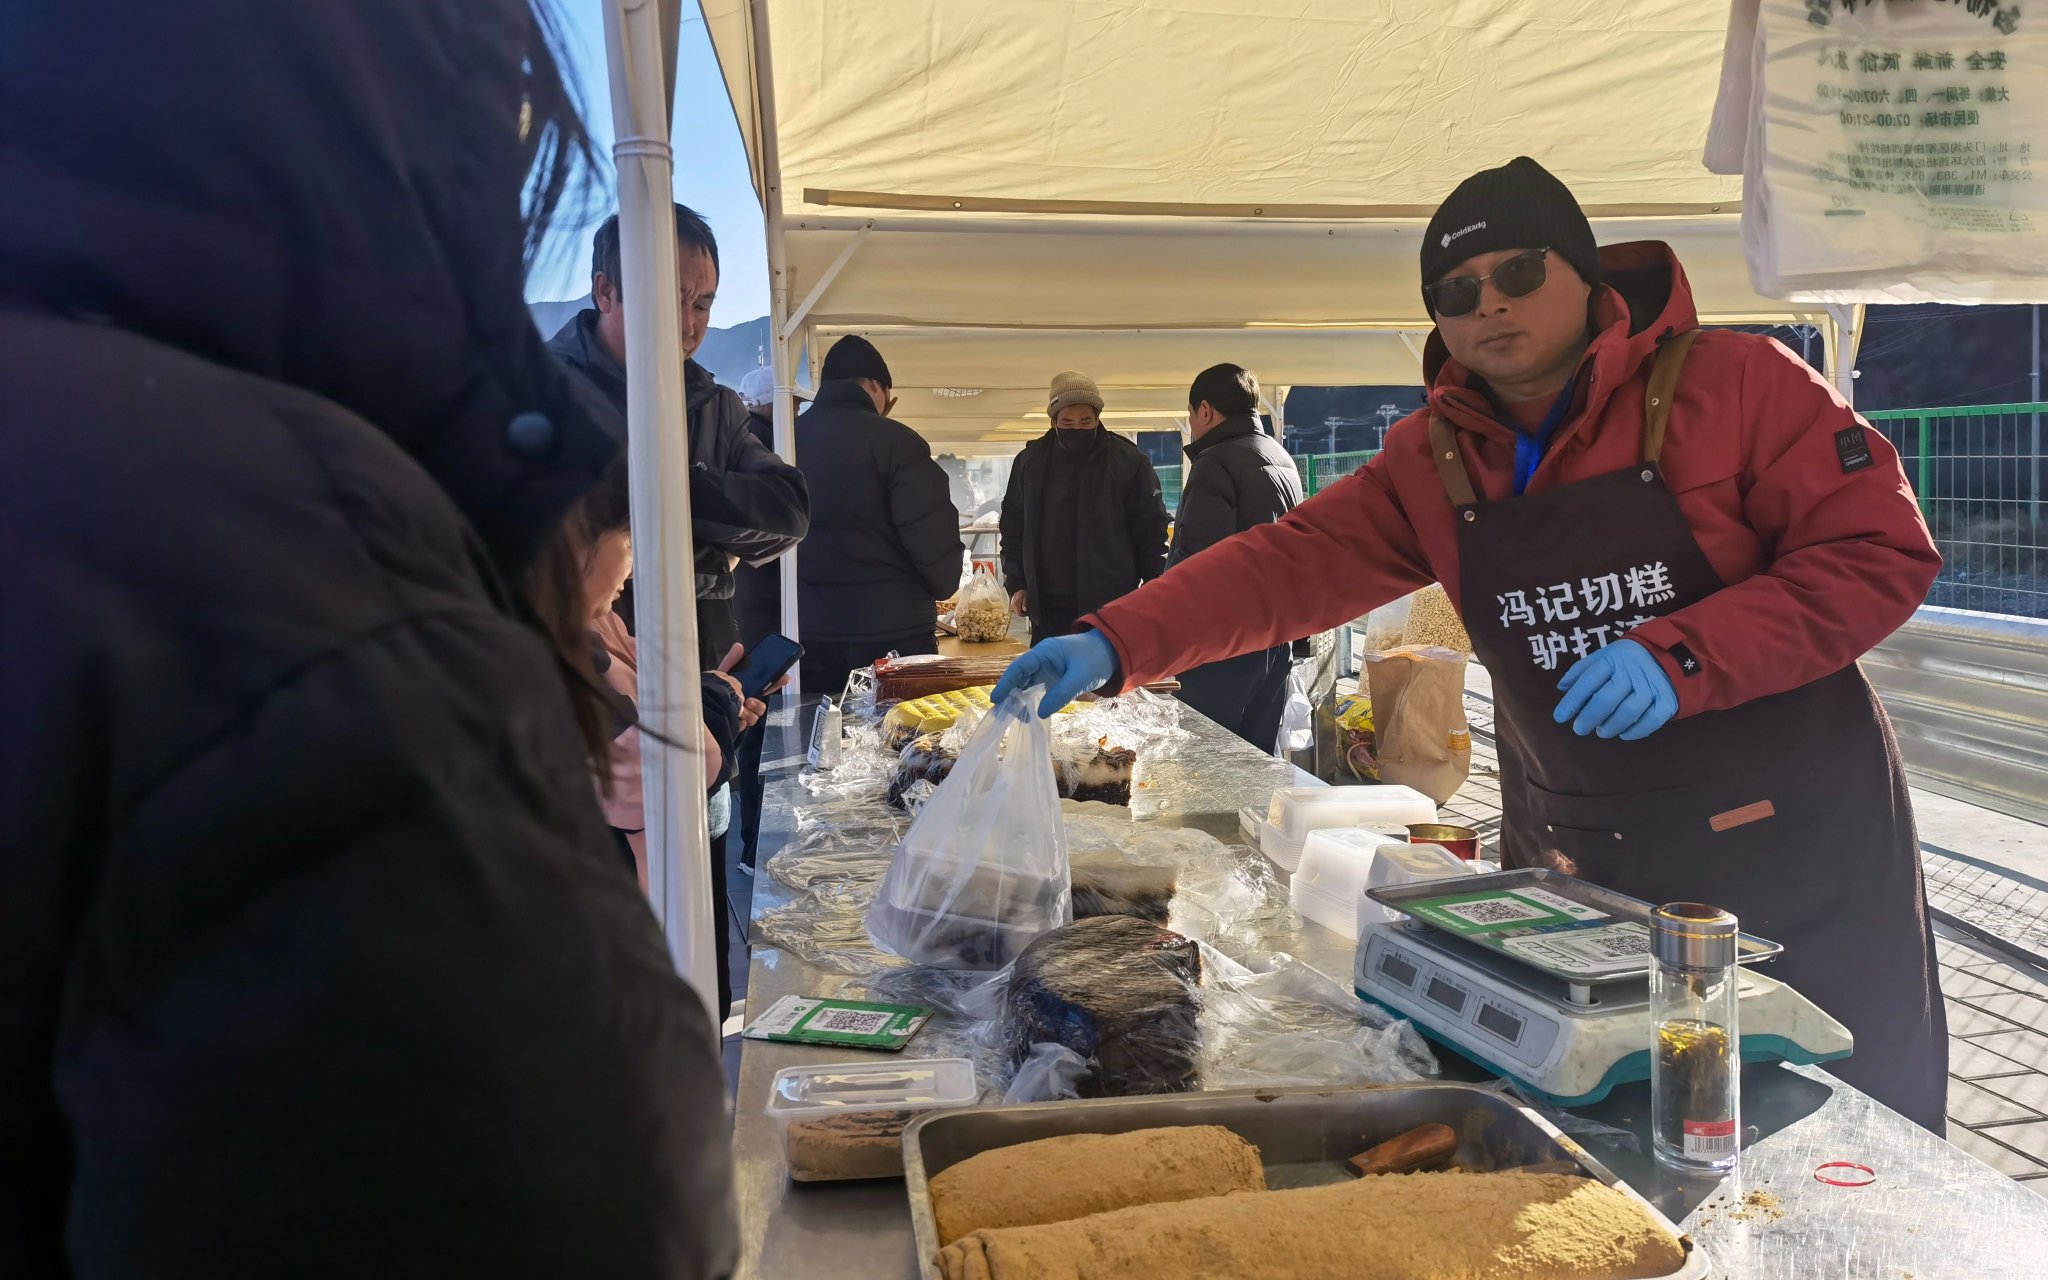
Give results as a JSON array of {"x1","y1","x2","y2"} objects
[
  {"x1": 868, "y1": 691, "x2": 1071, "y2": 969},
  {"x1": 1333, "y1": 694, "x2": 1378, "y2": 782},
  {"x1": 951, "y1": 568, "x2": 1014, "y2": 643},
  {"x1": 1357, "y1": 595, "x2": 1413, "y2": 655},
  {"x1": 1364, "y1": 647, "x2": 1470, "y2": 804},
  {"x1": 1400, "y1": 584, "x2": 1472, "y2": 655}
]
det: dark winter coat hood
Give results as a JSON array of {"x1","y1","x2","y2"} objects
[{"x1": 0, "y1": 0, "x2": 617, "y2": 573}]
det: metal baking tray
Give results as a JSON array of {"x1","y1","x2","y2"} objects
[
  {"x1": 1369, "y1": 868, "x2": 1782, "y2": 983},
  {"x1": 900, "y1": 1081, "x2": 1704, "y2": 1279}
]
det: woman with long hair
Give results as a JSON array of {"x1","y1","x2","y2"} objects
[{"x1": 1, "y1": 1, "x2": 735, "y2": 1275}]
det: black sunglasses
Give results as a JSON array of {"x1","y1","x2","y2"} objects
[{"x1": 1426, "y1": 247, "x2": 1552, "y2": 318}]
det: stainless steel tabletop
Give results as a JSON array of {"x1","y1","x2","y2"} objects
[{"x1": 731, "y1": 702, "x2": 2048, "y2": 1278}]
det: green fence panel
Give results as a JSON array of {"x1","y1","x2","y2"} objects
[{"x1": 1862, "y1": 402, "x2": 2047, "y2": 619}]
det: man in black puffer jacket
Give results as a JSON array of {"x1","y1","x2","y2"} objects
[
  {"x1": 1000, "y1": 371, "x2": 1172, "y2": 642},
  {"x1": 1167, "y1": 364, "x2": 1307, "y2": 748},
  {"x1": 0, "y1": 2, "x2": 734, "y2": 1276},
  {"x1": 794, "y1": 337, "x2": 964, "y2": 699},
  {"x1": 549, "y1": 206, "x2": 808, "y2": 665}
]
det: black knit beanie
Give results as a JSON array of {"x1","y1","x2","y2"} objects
[
  {"x1": 1419, "y1": 157, "x2": 1601, "y2": 313},
  {"x1": 821, "y1": 334, "x2": 892, "y2": 389}
]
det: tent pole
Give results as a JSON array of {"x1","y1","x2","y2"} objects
[
  {"x1": 1823, "y1": 303, "x2": 1863, "y2": 407},
  {"x1": 601, "y1": 0, "x2": 718, "y2": 1017},
  {"x1": 750, "y1": 0, "x2": 802, "y2": 690}
]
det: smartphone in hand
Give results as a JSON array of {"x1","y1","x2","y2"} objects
[{"x1": 730, "y1": 633, "x2": 804, "y2": 701}]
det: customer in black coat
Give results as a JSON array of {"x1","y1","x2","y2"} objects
[
  {"x1": 0, "y1": 2, "x2": 734, "y2": 1277},
  {"x1": 795, "y1": 337, "x2": 964, "y2": 700},
  {"x1": 730, "y1": 367, "x2": 784, "y2": 869},
  {"x1": 1167, "y1": 365, "x2": 1308, "y2": 748},
  {"x1": 1000, "y1": 371, "x2": 1172, "y2": 641},
  {"x1": 548, "y1": 205, "x2": 809, "y2": 665}
]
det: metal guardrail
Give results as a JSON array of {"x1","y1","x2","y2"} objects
[
  {"x1": 1865, "y1": 402, "x2": 2048, "y2": 620},
  {"x1": 1864, "y1": 607, "x2": 2048, "y2": 829}
]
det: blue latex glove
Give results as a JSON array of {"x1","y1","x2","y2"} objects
[
  {"x1": 1552, "y1": 639, "x2": 1679, "y2": 741},
  {"x1": 991, "y1": 631, "x2": 1119, "y2": 718}
]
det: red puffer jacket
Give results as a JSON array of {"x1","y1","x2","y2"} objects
[{"x1": 1086, "y1": 241, "x2": 1940, "y2": 719}]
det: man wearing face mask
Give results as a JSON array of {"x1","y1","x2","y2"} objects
[
  {"x1": 1167, "y1": 363, "x2": 1305, "y2": 748},
  {"x1": 795, "y1": 335, "x2": 964, "y2": 700},
  {"x1": 996, "y1": 157, "x2": 1947, "y2": 1133},
  {"x1": 1000, "y1": 371, "x2": 1171, "y2": 642}
]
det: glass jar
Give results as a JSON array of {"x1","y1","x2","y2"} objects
[{"x1": 1650, "y1": 902, "x2": 1740, "y2": 1171}]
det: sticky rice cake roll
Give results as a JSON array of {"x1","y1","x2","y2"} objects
[
  {"x1": 927, "y1": 1125, "x2": 1264, "y2": 1246},
  {"x1": 935, "y1": 1170, "x2": 1687, "y2": 1280}
]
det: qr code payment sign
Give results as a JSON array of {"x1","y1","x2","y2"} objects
[
  {"x1": 1503, "y1": 923, "x2": 1655, "y2": 977},
  {"x1": 1438, "y1": 897, "x2": 1552, "y2": 927},
  {"x1": 1407, "y1": 890, "x2": 1587, "y2": 936},
  {"x1": 806, "y1": 1008, "x2": 895, "y2": 1037}
]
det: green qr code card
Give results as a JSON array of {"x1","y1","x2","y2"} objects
[{"x1": 741, "y1": 995, "x2": 933, "y2": 1050}]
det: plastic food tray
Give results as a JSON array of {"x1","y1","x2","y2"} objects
[{"x1": 901, "y1": 1081, "x2": 1704, "y2": 1279}]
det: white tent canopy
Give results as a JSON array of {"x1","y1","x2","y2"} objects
[{"x1": 702, "y1": 0, "x2": 1820, "y2": 448}]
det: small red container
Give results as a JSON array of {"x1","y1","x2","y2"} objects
[{"x1": 1406, "y1": 823, "x2": 1481, "y2": 861}]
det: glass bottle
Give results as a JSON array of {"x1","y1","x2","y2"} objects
[{"x1": 1650, "y1": 902, "x2": 1740, "y2": 1171}]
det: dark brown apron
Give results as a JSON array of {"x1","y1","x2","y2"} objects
[{"x1": 1432, "y1": 331, "x2": 1947, "y2": 1132}]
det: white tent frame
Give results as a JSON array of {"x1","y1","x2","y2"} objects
[{"x1": 604, "y1": 0, "x2": 1871, "y2": 1002}]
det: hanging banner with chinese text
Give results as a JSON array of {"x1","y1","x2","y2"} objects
[{"x1": 1725, "y1": 0, "x2": 2048, "y2": 303}]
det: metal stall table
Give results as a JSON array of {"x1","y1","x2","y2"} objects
[{"x1": 731, "y1": 704, "x2": 2048, "y2": 1279}]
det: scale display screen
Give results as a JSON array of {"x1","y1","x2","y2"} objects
[
  {"x1": 1426, "y1": 976, "x2": 1468, "y2": 1015},
  {"x1": 1378, "y1": 951, "x2": 1419, "y2": 989},
  {"x1": 1475, "y1": 1001, "x2": 1525, "y2": 1046}
]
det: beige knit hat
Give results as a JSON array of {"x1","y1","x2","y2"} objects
[{"x1": 1046, "y1": 370, "x2": 1105, "y2": 419}]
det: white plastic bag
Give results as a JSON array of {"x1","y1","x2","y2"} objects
[
  {"x1": 1274, "y1": 661, "x2": 1315, "y2": 755},
  {"x1": 867, "y1": 691, "x2": 1072, "y2": 969},
  {"x1": 1734, "y1": 0, "x2": 2048, "y2": 303}
]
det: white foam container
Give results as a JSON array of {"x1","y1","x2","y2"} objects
[
  {"x1": 1251, "y1": 785, "x2": 1439, "y2": 873},
  {"x1": 1289, "y1": 828, "x2": 1390, "y2": 939},
  {"x1": 1266, "y1": 785, "x2": 1438, "y2": 845},
  {"x1": 1360, "y1": 840, "x2": 1478, "y2": 927}
]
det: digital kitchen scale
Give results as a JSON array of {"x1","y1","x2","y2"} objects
[{"x1": 1354, "y1": 869, "x2": 1852, "y2": 1107}]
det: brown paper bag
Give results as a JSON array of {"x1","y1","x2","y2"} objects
[{"x1": 1365, "y1": 646, "x2": 1471, "y2": 805}]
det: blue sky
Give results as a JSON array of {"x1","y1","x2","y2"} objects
[{"x1": 527, "y1": 2, "x2": 771, "y2": 321}]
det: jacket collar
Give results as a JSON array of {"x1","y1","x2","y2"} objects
[
  {"x1": 813, "y1": 377, "x2": 878, "y2": 411},
  {"x1": 1184, "y1": 414, "x2": 1260, "y2": 461},
  {"x1": 1420, "y1": 240, "x2": 1700, "y2": 447},
  {"x1": 554, "y1": 308, "x2": 726, "y2": 412}
]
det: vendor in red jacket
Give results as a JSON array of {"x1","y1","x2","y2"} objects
[{"x1": 996, "y1": 156, "x2": 1948, "y2": 1132}]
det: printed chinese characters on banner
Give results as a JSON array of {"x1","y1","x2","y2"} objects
[{"x1": 1499, "y1": 565, "x2": 1668, "y2": 672}]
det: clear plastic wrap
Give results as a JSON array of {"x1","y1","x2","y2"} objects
[
  {"x1": 993, "y1": 942, "x2": 1438, "y2": 1104},
  {"x1": 1002, "y1": 915, "x2": 1205, "y2": 1097},
  {"x1": 1059, "y1": 806, "x2": 1291, "y2": 954},
  {"x1": 866, "y1": 693, "x2": 1072, "y2": 970},
  {"x1": 755, "y1": 881, "x2": 905, "y2": 977},
  {"x1": 1002, "y1": 1042, "x2": 1091, "y2": 1104},
  {"x1": 1196, "y1": 950, "x2": 1437, "y2": 1090},
  {"x1": 1479, "y1": 1077, "x2": 1642, "y2": 1155}
]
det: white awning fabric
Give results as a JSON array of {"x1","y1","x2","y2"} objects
[{"x1": 701, "y1": 0, "x2": 1813, "y2": 449}]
